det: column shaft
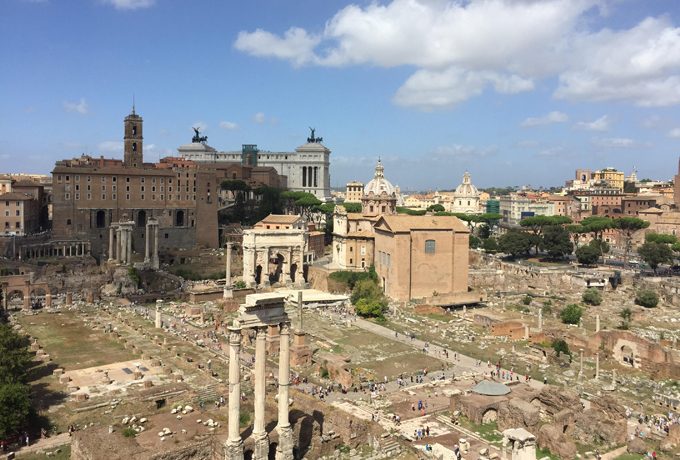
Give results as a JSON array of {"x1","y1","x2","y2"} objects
[
  {"x1": 253, "y1": 327, "x2": 269, "y2": 459},
  {"x1": 153, "y1": 223, "x2": 159, "y2": 269},
  {"x1": 226, "y1": 327, "x2": 244, "y2": 459},
  {"x1": 126, "y1": 228, "x2": 132, "y2": 264},
  {"x1": 276, "y1": 323, "x2": 294, "y2": 460},
  {"x1": 145, "y1": 223, "x2": 150, "y2": 262}
]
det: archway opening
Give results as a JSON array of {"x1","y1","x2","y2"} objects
[
  {"x1": 7, "y1": 290, "x2": 24, "y2": 308},
  {"x1": 137, "y1": 210, "x2": 147, "y2": 227},
  {"x1": 291, "y1": 263, "x2": 298, "y2": 283},
  {"x1": 176, "y1": 210, "x2": 185, "y2": 227},
  {"x1": 96, "y1": 210, "x2": 106, "y2": 228},
  {"x1": 255, "y1": 265, "x2": 262, "y2": 285},
  {"x1": 621, "y1": 345, "x2": 635, "y2": 367},
  {"x1": 271, "y1": 253, "x2": 284, "y2": 284},
  {"x1": 482, "y1": 408, "x2": 498, "y2": 424},
  {"x1": 30, "y1": 287, "x2": 47, "y2": 309}
]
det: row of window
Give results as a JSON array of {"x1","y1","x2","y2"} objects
[
  {"x1": 4, "y1": 201, "x2": 21, "y2": 206},
  {"x1": 56, "y1": 174, "x2": 197, "y2": 184},
  {"x1": 377, "y1": 250, "x2": 391, "y2": 267},
  {"x1": 3, "y1": 222, "x2": 21, "y2": 229},
  {"x1": 4, "y1": 210, "x2": 21, "y2": 216},
  {"x1": 64, "y1": 193, "x2": 196, "y2": 201}
]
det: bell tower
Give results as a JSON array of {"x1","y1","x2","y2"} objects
[{"x1": 123, "y1": 104, "x2": 143, "y2": 167}]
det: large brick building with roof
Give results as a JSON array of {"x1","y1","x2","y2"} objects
[{"x1": 51, "y1": 108, "x2": 288, "y2": 261}]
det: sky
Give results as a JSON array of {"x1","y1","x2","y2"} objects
[{"x1": 2, "y1": 0, "x2": 680, "y2": 191}]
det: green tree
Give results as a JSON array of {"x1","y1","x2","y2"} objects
[
  {"x1": 582, "y1": 288, "x2": 602, "y2": 306},
  {"x1": 645, "y1": 232, "x2": 677, "y2": 244},
  {"x1": 552, "y1": 339, "x2": 571, "y2": 357},
  {"x1": 0, "y1": 383, "x2": 31, "y2": 438},
  {"x1": 635, "y1": 289, "x2": 659, "y2": 308},
  {"x1": 427, "y1": 204, "x2": 445, "y2": 213},
  {"x1": 469, "y1": 235, "x2": 482, "y2": 249},
  {"x1": 0, "y1": 324, "x2": 32, "y2": 385},
  {"x1": 575, "y1": 241, "x2": 601, "y2": 265},
  {"x1": 497, "y1": 230, "x2": 533, "y2": 258},
  {"x1": 354, "y1": 297, "x2": 388, "y2": 319},
  {"x1": 482, "y1": 237, "x2": 499, "y2": 253},
  {"x1": 342, "y1": 202, "x2": 362, "y2": 213},
  {"x1": 637, "y1": 241, "x2": 673, "y2": 273},
  {"x1": 477, "y1": 224, "x2": 491, "y2": 239},
  {"x1": 613, "y1": 217, "x2": 650, "y2": 266},
  {"x1": 560, "y1": 304, "x2": 583, "y2": 325},
  {"x1": 619, "y1": 307, "x2": 632, "y2": 329},
  {"x1": 540, "y1": 225, "x2": 573, "y2": 259},
  {"x1": 580, "y1": 216, "x2": 615, "y2": 241},
  {"x1": 350, "y1": 278, "x2": 383, "y2": 305}
]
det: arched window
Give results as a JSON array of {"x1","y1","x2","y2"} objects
[
  {"x1": 66, "y1": 219, "x2": 72, "y2": 226},
  {"x1": 132, "y1": 142, "x2": 137, "y2": 152},
  {"x1": 132, "y1": 125, "x2": 137, "y2": 136},
  {"x1": 176, "y1": 210, "x2": 185, "y2": 227},
  {"x1": 137, "y1": 210, "x2": 146, "y2": 227}
]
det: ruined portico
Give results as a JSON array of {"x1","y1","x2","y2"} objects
[
  {"x1": 226, "y1": 293, "x2": 294, "y2": 460},
  {"x1": 108, "y1": 219, "x2": 135, "y2": 265}
]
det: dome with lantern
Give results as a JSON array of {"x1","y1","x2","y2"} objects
[
  {"x1": 451, "y1": 171, "x2": 481, "y2": 213},
  {"x1": 362, "y1": 159, "x2": 398, "y2": 216}
]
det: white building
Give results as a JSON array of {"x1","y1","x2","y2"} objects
[
  {"x1": 451, "y1": 172, "x2": 481, "y2": 214},
  {"x1": 499, "y1": 193, "x2": 555, "y2": 225},
  {"x1": 178, "y1": 133, "x2": 332, "y2": 201}
]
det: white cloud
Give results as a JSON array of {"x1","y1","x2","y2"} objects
[
  {"x1": 668, "y1": 128, "x2": 680, "y2": 138},
  {"x1": 97, "y1": 141, "x2": 123, "y2": 153},
  {"x1": 219, "y1": 121, "x2": 238, "y2": 130},
  {"x1": 536, "y1": 147, "x2": 564, "y2": 157},
  {"x1": 102, "y1": 0, "x2": 155, "y2": 10},
  {"x1": 63, "y1": 98, "x2": 88, "y2": 114},
  {"x1": 575, "y1": 115, "x2": 610, "y2": 131},
  {"x1": 594, "y1": 137, "x2": 637, "y2": 148},
  {"x1": 234, "y1": 28, "x2": 320, "y2": 67},
  {"x1": 235, "y1": 0, "x2": 680, "y2": 109},
  {"x1": 521, "y1": 111, "x2": 568, "y2": 127},
  {"x1": 253, "y1": 112, "x2": 266, "y2": 124},
  {"x1": 432, "y1": 144, "x2": 496, "y2": 160}
]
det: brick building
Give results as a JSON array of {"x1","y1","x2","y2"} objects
[{"x1": 51, "y1": 108, "x2": 220, "y2": 260}]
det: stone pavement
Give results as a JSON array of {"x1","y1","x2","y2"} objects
[
  {"x1": 8, "y1": 432, "x2": 71, "y2": 457},
  {"x1": 353, "y1": 318, "x2": 547, "y2": 391}
]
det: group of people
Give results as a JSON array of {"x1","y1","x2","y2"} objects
[
  {"x1": 413, "y1": 425, "x2": 430, "y2": 440},
  {"x1": 633, "y1": 410, "x2": 679, "y2": 438}
]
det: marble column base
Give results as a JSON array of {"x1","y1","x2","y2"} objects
[
  {"x1": 275, "y1": 425, "x2": 294, "y2": 460},
  {"x1": 224, "y1": 439, "x2": 244, "y2": 460},
  {"x1": 253, "y1": 432, "x2": 269, "y2": 460},
  {"x1": 223, "y1": 288, "x2": 233, "y2": 299}
]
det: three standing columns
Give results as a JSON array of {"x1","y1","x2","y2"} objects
[{"x1": 225, "y1": 322, "x2": 293, "y2": 460}]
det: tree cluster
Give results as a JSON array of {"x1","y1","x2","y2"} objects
[
  {"x1": 0, "y1": 323, "x2": 32, "y2": 439},
  {"x1": 349, "y1": 267, "x2": 388, "y2": 321}
]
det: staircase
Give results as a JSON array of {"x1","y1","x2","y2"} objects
[{"x1": 195, "y1": 383, "x2": 220, "y2": 406}]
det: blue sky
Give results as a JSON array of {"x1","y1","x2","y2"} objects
[{"x1": 2, "y1": 0, "x2": 680, "y2": 190}]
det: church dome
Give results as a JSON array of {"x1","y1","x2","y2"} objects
[
  {"x1": 364, "y1": 160, "x2": 397, "y2": 197},
  {"x1": 454, "y1": 172, "x2": 480, "y2": 198}
]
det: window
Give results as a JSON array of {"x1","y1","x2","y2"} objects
[
  {"x1": 65, "y1": 193, "x2": 70, "y2": 200},
  {"x1": 425, "y1": 239, "x2": 436, "y2": 254},
  {"x1": 126, "y1": 194, "x2": 130, "y2": 200},
  {"x1": 66, "y1": 219, "x2": 72, "y2": 225},
  {"x1": 15, "y1": 210, "x2": 19, "y2": 216},
  {"x1": 112, "y1": 177, "x2": 116, "y2": 182}
]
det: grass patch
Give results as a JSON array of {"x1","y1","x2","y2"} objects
[
  {"x1": 536, "y1": 446, "x2": 560, "y2": 460},
  {"x1": 456, "y1": 416, "x2": 502, "y2": 443}
]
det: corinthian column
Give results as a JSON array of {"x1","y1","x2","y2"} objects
[
  {"x1": 108, "y1": 226, "x2": 114, "y2": 262},
  {"x1": 276, "y1": 323, "x2": 294, "y2": 460},
  {"x1": 152, "y1": 222, "x2": 159, "y2": 269},
  {"x1": 224, "y1": 242, "x2": 234, "y2": 299},
  {"x1": 126, "y1": 228, "x2": 132, "y2": 265},
  {"x1": 144, "y1": 222, "x2": 150, "y2": 263},
  {"x1": 225, "y1": 326, "x2": 244, "y2": 460},
  {"x1": 253, "y1": 327, "x2": 269, "y2": 460}
]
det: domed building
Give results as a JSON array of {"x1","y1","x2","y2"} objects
[
  {"x1": 362, "y1": 159, "x2": 398, "y2": 216},
  {"x1": 451, "y1": 171, "x2": 481, "y2": 214}
]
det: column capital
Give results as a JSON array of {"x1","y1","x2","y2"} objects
[{"x1": 279, "y1": 322, "x2": 291, "y2": 335}]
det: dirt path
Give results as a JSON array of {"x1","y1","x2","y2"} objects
[{"x1": 12, "y1": 432, "x2": 70, "y2": 457}]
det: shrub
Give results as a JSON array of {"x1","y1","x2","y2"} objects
[
  {"x1": 128, "y1": 267, "x2": 141, "y2": 288},
  {"x1": 354, "y1": 297, "x2": 388, "y2": 319},
  {"x1": 575, "y1": 243, "x2": 600, "y2": 265},
  {"x1": 552, "y1": 339, "x2": 571, "y2": 357},
  {"x1": 522, "y1": 295, "x2": 532, "y2": 306},
  {"x1": 233, "y1": 280, "x2": 246, "y2": 289},
  {"x1": 582, "y1": 288, "x2": 602, "y2": 306},
  {"x1": 635, "y1": 289, "x2": 658, "y2": 308},
  {"x1": 122, "y1": 427, "x2": 136, "y2": 438},
  {"x1": 560, "y1": 304, "x2": 583, "y2": 325}
]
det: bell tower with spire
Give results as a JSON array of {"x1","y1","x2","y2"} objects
[{"x1": 123, "y1": 102, "x2": 143, "y2": 167}]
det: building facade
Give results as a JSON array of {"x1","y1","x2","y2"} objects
[
  {"x1": 373, "y1": 215, "x2": 469, "y2": 301},
  {"x1": 345, "y1": 181, "x2": 364, "y2": 203},
  {"x1": 178, "y1": 134, "x2": 332, "y2": 201},
  {"x1": 499, "y1": 193, "x2": 555, "y2": 225},
  {"x1": 52, "y1": 108, "x2": 219, "y2": 260},
  {"x1": 0, "y1": 192, "x2": 40, "y2": 236},
  {"x1": 451, "y1": 171, "x2": 481, "y2": 214}
]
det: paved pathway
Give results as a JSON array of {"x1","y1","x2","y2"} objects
[{"x1": 9, "y1": 432, "x2": 71, "y2": 457}]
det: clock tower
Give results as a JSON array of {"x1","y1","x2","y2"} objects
[{"x1": 123, "y1": 105, "x2": 143, "y2": 167}]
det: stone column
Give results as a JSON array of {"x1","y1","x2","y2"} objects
[
  {"x1": 226, "y1": 326, "x2": 244, "y2": 460},
  {"x1": 152, "y1": 222, "x2": 159, "y2": 269},
  {"x1": 244, "y1": 248, "x2": 256, "y2": 287},
  {"x1": 1, "y1": 285, "x2": 7, "y2": 310},
  {"x1": 224, "y1": 242, "x2": 234, "y2": 299},
  {"x1": 144, "y1": 222, "x2": 151, "y2": 264},
  {"x1": 537, "y1": 309, "x2": 543, "y2": 331},
  {"x1": 595, "y1": 315, "x2": 600, "y2": 333},
  {"x1": 116, "y1": 228, "x2": 123, "y2": 263},
  {"x1": 595, "y1": 352, "x2": 599, "y2": 380},
  {"x1": 65, "y1": 292, "x2": 72, "y2": 305},
  {"x1": 253, "y1": 327, "x2": 269, "y2": 460},
  {"x1": 578, "y1": 349, "x2": 584, "y2": 377},
  {"x1": 283, "y1": 248, "x2": 293, "y2": 285},
  {"x1": 126, "y1": 228, "x2": 132, "y2": 265},
  {"x1": 45, "y1": 292, "x2": 52, "y2": 308},
  {"x1": 276, "y1": 323, "x2": 294, "y2": 460},
  {"x1": 262, "y1": 247, "x2": 270, "y2": 287},
  {"x1": 155, "y1": 305, "x2": 162, "y2": 329}
]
